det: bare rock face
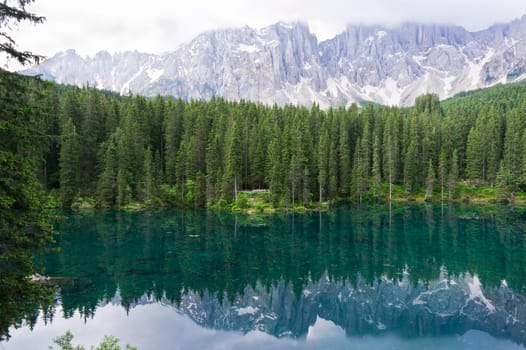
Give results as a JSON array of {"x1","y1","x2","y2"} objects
[{"x1": 23, "y1": 16, "x2": 526, "y2": 107}]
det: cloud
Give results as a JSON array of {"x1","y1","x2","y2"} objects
[{"x1": 5, "y1": 0, "x2": 526, "y2": 63}]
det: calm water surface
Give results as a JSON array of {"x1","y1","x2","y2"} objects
[{"x1": 2, "y1": 204, "x2": 526, "y2": 349}]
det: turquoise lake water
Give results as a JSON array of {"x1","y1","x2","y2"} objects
[{"x1": 2, "y1": 204, "x2": 526, "y2": 349}]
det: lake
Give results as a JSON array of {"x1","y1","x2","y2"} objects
[{"x1": 2, "y1": 204, "x2": 526, "y2": 349}]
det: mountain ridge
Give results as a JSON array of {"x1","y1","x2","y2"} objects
[{"x1": 22, "y1": 16, "x2": 526, "y2": 107}]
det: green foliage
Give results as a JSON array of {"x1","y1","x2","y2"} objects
[
  {"x1": 184, "y1": 179, "x2": 196, "y2": 206},
  {"x1": 448, "y1": 149, "x2": 459, "y2": 199},
  {"x1": 0, "y1": 70, "x2": 56, "y2": 340},
  {"x1": 49, "y1": 331, "x2": 137, "y2": 350},
  {"x1": 1, "y1": 5, "x2": 58, "y2": 339},
  {"x1": 159, "y1": 184, "x2": 178, "y2": 207},
  {"x1": 0, "y1": 0, "x2": 45, "y2": 65},
  {"x1": 425, "y1": 159, "x2": 436, "y2": 201},
  {"x1": 96, "y1": 134, "x2": 118, "y2": 207},
  {"x1": 496, "y1": 162, "x2": 514, "y2": 204},
  {"x1": 39, "y1": 205, "x2": 526, "y2": 323},
  {"x1": 404, "y1": 141, "x2": 417, "y2": 194},
  {"x1": 59, "y1": 117, "x2": 80, "y2": 207},
  {"x1": 6, "y1": 73, "x2": 526, "y2": 211},
  {"x1": 351, "y1": 137, "x2": 368, "y2": 201}
]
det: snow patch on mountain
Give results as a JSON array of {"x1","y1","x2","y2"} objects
[
  {"x1": 147, "y1": 67, "x2": 164, "y2": 82},
  {"x1": 22, "y1": 16, "x2": 526, "y2": 107},
  {"x1": 237, "y1": 44, "x2": 259, "y2": 53}
]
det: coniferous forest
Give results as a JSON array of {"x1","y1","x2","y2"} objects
[
  {"x1": 7, "y1": 71, "x2": 526, "y2": 209},
  {"x1": 6, "y1": 1, "x2": 526, "y2": 349}
]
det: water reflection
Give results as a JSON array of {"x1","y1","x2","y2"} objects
[
  {"x1": 5, "y1": 304, "x2": 525, "y2": 350},
  {"x1": 4, "y1": 204, "x2": 526, "y2": 348}
]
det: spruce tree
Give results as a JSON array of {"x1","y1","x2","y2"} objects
[
  {"x1": 164, "y1": 99, "x2": 183, "y2": 185},
  {"x1": 425, "y1": 159, "x2": 435, "y2": 201},
  {"x1": 0, "y1": 71, "x2": 55, "y2": 341},
  {"x1": 317, "y1": 128, "x2": 330, "y2": 202},
  {"x1": 521, "y1": 130, "x2": 526, "y2": 186},
  {"x1": 328, "y1": 141, "x2": 338, "y2": 199},
  {"x1": 59, "y1": 117, "x2": 80, "y2": 207},
  {"x1": 79, "y1": 87, "x2": 104, "y2": 194},
  {"x1": 248, "y1": 116, "x2": 266, "y2": 190},
  {"x1": 438, "y1": 147, "x2": 448, "y2": 202},
  {"x1": 289, "y1": 155, "x2": 302, "y2": 207},
  {"x1": 141, "y1": 147, "x2": 154, "y2": 204},
  {"x1": 351, "y1": 137, "x2": 367, "y2": 202},
  {"x1": 338, "y1": 112, "x2": 352, "y2": 196},
  {"x1": 383, "y1": 112, "x2": 399, "y2": 201},
  {"x1": 502, "y1": 109, "x2": 523, "y2": 186},
  {"x1": 266, "y1": 138, "x2": 283, "y2": 206},
  {"x1": 371, "y1": 134, "x2": 382, "y2": 197},
  {"x1": 496, "y1": 161, "x2": 511, "y2": 203},
  {"x1": 96, "y1": 133, "x2": 118, "y2": 207},
  {"x1": 404, "y1": 141, "x2": 417, "y2": 194},
  {"x1": 448, "y1": 149, "x2": 459, "y2": 199},
  {"x1": 222, "y1": 120, "x2": 243, "y2": 202}
]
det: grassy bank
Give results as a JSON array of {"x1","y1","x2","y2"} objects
[{"x1": 49, "y1": 182, "x2": 526, "y2": 212}]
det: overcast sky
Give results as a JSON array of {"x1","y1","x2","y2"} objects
[{"x1": 4, "y1": 0, "x2": 526, "y2": 68}]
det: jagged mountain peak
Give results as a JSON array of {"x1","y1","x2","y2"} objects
[{"x1": 23, "y1": 16, "x2": 526, "y2": 107}]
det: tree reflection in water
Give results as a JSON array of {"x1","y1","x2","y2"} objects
[{"x1": 6, "y1": 204, "x2": 526, "y2": 345}]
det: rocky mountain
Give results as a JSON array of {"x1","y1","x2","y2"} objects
[{"x1": 23, "y1": 16, "x2": 526, "y2": 107}]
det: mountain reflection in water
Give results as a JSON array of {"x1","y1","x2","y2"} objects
[{"x1": 3, "y1": 204, "x2": 526, "y2": 349}]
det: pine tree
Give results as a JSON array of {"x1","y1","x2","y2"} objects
[
  {"x1": 501, "y1": 109, "x2": 523, "y2": 187},
  {"x1": 222, "y1": 119, "x2": 243, "y2": 202},
  {"x1": 152, "y1": 95, "x2": 165, "y2": 167},
  {"x1": 96, "y1": 133, "x2": 118, "y2": 207},
  {"x1": 79, "y1": 87, "x2": 105, "y2": 194},
  {"x1": 425, "y1": 159, "x2": 435, "y2": 201},
  {"x1": 0, "y1": 71, "x2": 55, "y2": 342},
  {"x1": 466, "y1": 125, "x2": 482, "y2": 180},
  {"x1": 266, "y1": 138, "x2": 283, "y2": 206},
  {"x1": 317, "y1": 128, "x2": 330, "y2": 202},
  {"x1": 175, "y1": 141, "x2": 188, "y2": 203},
  {"x1": 383, "y1": 112, "x2": 399, "y2": 201},
  {"x1": 496, "y1": 161, "x2": 511, "y2": 203},
  {"x1": 328, "y1": 140, "x2": 338, "y2": 198},
  {"x1": 360, "y1": 117, "x2": 372, "y2": 179},
  {"x1": 371, "y1": 135, "x2": 382, "y2": 197},
  {"x1": 521, "y1": 129, "x2": 526, "y2": 186},
  {"x1": 104, "y1": 98, "x2": 119, "y2": 139},
  {"x1": 338, "y1": 112, "x2": 352, "y2": 196},
  {"x1": 248, "y1": 115, "x2": 266, "y2": 189},
  {"x1": 288, "y1": 155, "x2": 302, "y2": 207},
  {"x1": 438, "y1": 147, "x2": 448, "y2": 202},
  {"x1": 116, "y1": 168, "x2": 131, "y2": 207},
  {"x1": 62, "y1": 90, "x2": 83, "y2": 132},
  {"x1": 448, "y1": 149, "x2": 459, "y2": 199},
  {"x1": 59, "y1": 117, "x2": 80, "y2": 207},
  {"x1": 141, "y1": 147, "x2": 154, "y2": 204},
  {"x1": 191, "y1": 171, "x2": 204, "y2": 207},
  {"x1": 465, "y1": 111, "x2": 502, "y2": 183},
  {"x1": 404, "y1": 141, "x2": 417, "y2": 194},
  {"x1": 116, "y1": 112, "x2": 142, "y2": 205},
  {"x1": 164, "y1": 99, "x2": 184, "y2": 185},
  {"x1": 351, "y1": 137, "x2": 367, "y2": 202}
]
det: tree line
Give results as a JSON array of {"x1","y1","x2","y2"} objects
[{"x1": 21, "y1": 79, "x2": 526, "y2": 208}]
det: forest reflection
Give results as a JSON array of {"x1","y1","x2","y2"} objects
[{"x1": 42, "y1": 204, "x2": 526, "y2": 319}]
